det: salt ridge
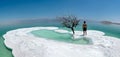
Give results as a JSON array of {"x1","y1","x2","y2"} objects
[{"x1": 3, "y1": 27, "x2": 120, "y2": 57}]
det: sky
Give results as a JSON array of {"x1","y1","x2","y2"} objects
[{"x1": 0, "y1": 0, "x2": 120, "y2": 22}]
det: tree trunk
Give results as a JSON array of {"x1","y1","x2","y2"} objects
[{"x1": 71, "y1": 27, "x2": 75, "y2": 34}]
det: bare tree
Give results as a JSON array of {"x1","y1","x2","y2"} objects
[{"x1": 59, "y1": 16, "x2": 80, "y2": 34}]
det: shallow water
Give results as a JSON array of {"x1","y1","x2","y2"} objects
[
  {"x1": 0, "y1": 37, "x2": 13, "y2": 57},
  {"x1": 31, "y1": 30, "x2": 89, "y2": 44},
  {"x1": 0, "y1": 21, "x2": 120, "y2": 57}
]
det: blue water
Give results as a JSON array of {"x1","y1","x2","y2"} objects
[
  {"x1": 0, "y1": 20, "x2": 120, "y2": 57},
  {"x1": 31, "y1": 30, "x2": 89, "y2": 44}
]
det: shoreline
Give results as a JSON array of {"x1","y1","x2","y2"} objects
[
  {"x1": 101, "y1": 21, "x2": 120, "y2": 25},
  {"x1": 3, "y1": 27, "x2": 120, "y2": 57}
]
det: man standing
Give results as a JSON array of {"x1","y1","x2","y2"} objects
[{"x1": 82, "y1": 21, "x2": 87, "y2": 36}]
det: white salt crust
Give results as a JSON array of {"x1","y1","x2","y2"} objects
[{"x1": 3, "y1": 27, "x2": 120, "y2": 57}]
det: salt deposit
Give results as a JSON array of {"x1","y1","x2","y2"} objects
[{"x1": 3, "y1": 27, "x2": 120, "y2": 57}]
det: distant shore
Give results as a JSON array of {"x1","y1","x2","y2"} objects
[{"x1": 101, "y1": 21, "x2": 120, "y2": 25}]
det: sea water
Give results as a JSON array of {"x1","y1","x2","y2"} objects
[
  {"x1": 0, "y1": 20, "x2": 120, "y2": 57},
  {"x1": 31, "y1": 30, "x2": 89, "y2": 44}
]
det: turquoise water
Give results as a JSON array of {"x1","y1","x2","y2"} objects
[
  {"x1": 31, "y1": 30, "x2": 89, "y2": 44},
  {"x1": 0, "y1": 21, "x2": 120, "y2": 57}
]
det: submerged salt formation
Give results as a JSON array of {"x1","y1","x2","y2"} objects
[{"x1": 3, "y1": 27, "x2": 120, "y2": 57}]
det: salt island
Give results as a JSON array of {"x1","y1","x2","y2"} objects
[{"x1": 3, "y1": 27, "x2": 120, "y2": 57}]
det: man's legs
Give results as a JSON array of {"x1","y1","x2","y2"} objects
[
  {"x1": 85, "y1": 31, "x2": 87, "y2": 35},
  {"x1": 83, "y1": 31, "x2": 87, "y2": 36},
  {"x1": 83, "y1": 31, "x2": 85, "y2": 36}
]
